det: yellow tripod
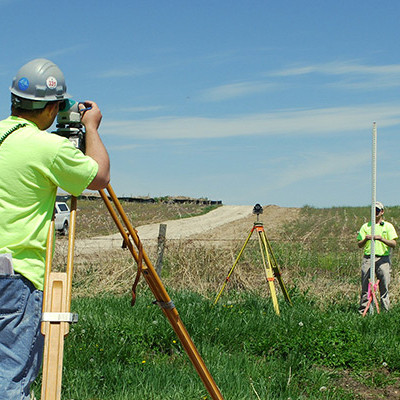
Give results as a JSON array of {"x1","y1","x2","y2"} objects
[
  {"x1": 214, "y1": 204, "x2": 291, "y2": 315},
  {"x1": 41, "y1": 185, "x2": 224, "y2": 400}
]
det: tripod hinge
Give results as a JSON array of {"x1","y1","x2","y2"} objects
[
  {"x1": 41, "y1": 312, "x2": 79, "y2": 324},
  {"x1": 153, "y1": 300, "x2": 175, "y2": 310}
]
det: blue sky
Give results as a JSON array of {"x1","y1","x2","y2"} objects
[{"x1": 1, "y1": 1, "x2": 400, "y2": 207}]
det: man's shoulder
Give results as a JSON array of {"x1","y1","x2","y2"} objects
[
  {"x1": 382, "y1": 220, "x2": 397, "y2": 234},
  {"x1": 382, "y1": 220, "x2": 395, "y2": 228}
]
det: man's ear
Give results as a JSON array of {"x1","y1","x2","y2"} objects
[
  {"x1": 47, "y1": 102, "x2": 59, "y2": 112},
  {"x1": 43, "y1": 102, "x2": 59, "y2": 119}
]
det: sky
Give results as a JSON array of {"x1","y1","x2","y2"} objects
[{"x1": 1, "y1": 1, "x2": 400, "y2": 208}]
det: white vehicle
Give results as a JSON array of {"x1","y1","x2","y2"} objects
[{"x1": 54, "y1": 201, "x2": 70, "y2": 235}]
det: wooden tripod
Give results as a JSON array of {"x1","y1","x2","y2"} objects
[
  {"x1": 41, "y1": 196, "x2": 78, "y2": 399},
  {"x1": 41, "y1": 184, "x2": 224, "y2": 399},
  {"x1": 214, "y1": 220, "x2": 292, "y2": 315}
]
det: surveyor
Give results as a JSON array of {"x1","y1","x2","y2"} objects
[
  {"x1": 0, "y1": 58, "x2": 110, "y2": 399},
  {"x1": 357, "y1": 201, "x2": 397, "y2": 314}
]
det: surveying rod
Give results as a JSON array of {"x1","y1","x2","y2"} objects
[
  {"x1": 370, "y1": 122, "x2": 377, "y2": 314},
  {"x1": 99, "y1": 185, "x2": 224, "y2": 400}
]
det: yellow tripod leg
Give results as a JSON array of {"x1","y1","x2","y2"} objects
[
  {"x1": 256, "y1": 226, "x2": 280, "y2": 315},
  {"x1": 263, "y1": 231, "x2": 292, "y2": 305},
  {"x1": 99, "y1": 185, "x2": 224, "y2": 400},
  {"x1": 214, "y1": 228, "x2": 254, "y2": 305},
  {"x1": 41, "y1": 197, "x2": 77, "y2": 400}
]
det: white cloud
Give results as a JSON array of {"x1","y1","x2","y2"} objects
[
  {"x1": 107, "y1": 143, "x2": 141, "y2": 151},
  {"x1": 272, "y1": 60, "x2": 400, "y2": 77},
  {"x1": 271, "y1": 61, "x2": 400, "y2": 89},
  {"x1": 275, "y1": 151, "x2": 370, "y2": 188},
  {"x1": 98, "y1": 67, "x2": 153, "y2": 78},
  {"x1": 100, "y1": 103, "x2": 400, "y2": 139},
  {"x1": 200, "y1": 81, "x2": 277, "y2": 101},
  {"x1": 118, "y1": 106, "x2": 166, "y2": 113},
  {"x1": 41, "y1": 45, "x2": 85, "y2": 59}
]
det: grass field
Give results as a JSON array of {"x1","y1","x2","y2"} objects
[{"x1": 32, "y1": 201, "x2": 400, "y2": 399}]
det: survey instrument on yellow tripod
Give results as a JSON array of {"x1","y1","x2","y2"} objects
[
  {"x1": 214, "y1": 204, "x2": 291, "y2": 315},
  {"x1": 40, "y1": 188, "x2": 224, "y2": 400}
]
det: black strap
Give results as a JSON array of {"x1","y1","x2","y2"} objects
[{"x1": 0, "y1": 123, "x2": 28, "y2": 147}]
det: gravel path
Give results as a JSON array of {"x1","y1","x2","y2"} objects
[{"x1": 74, "y1": 205, "x2": 253, "y2": 254}]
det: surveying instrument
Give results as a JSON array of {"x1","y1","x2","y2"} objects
[
  {"x1": 214, "y1": 203, "x2": 292, "y2": 315},
  {"x1": 40, "y1": 100, "x2": 224, "y2": 400}
]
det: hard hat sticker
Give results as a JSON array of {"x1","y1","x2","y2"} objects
[
  {"x1": 46, "y1": 76, "x2": 57, "y2": 90},
  {"x1": 18, "y1": 78, "x2": 29, "y2": 91}
]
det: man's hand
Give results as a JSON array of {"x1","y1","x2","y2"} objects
[
  {"x1": 79, "y1": 100, "x2": 110, "y2": 190},
  {"x1": 79, "y1": 101, "x2": 102, "y2": 131},
  {"x1": 358, "y1": 234, "x2": 397, "y2": 249}
]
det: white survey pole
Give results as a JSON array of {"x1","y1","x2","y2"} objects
[{"x1": 370, "y1": 122, "x2": 377, "y2": 313}]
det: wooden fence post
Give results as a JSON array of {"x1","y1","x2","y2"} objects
[{"x1": 155, "y1": 224, "x2": 167, "y2": 277}]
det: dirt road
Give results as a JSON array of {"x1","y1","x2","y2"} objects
[{"x1": 74, "y1": 205, "x2": 299, "y2": 254}]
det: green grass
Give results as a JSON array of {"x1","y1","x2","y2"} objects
[
  {"x1": 32, "y1": 291, "x2": 400, "y2": 399},
  {"x1": 34, "y1": 204, "x2": 400, "y2": 399}
]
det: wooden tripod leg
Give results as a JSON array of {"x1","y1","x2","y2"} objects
[
  {"x1": 41, "y1": 273, "x2": 69, "y2": 399},
  {"x1": 99, "y1": 185, "x2": 224, "y2": 400},
  {"x1": 256, "y1": 227, "x2": 280, "y2": 315},
  {"x1": 41, "y1": 197, "x2": 77, "y2": 400},
  {"x1": 214, "y1": 228, "x2": 254, "y2": 305}
]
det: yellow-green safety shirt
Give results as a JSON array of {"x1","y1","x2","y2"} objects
[
  {"x1": 357, "y1": 220, "x2": 398, "y2": 256},
  {"x1": 0, "y1": 116, "x2": 98, "y2": 290}
]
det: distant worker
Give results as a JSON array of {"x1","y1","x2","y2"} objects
[
  {"x1": 357, "y1": 201, "x2": 397, "y2": 314},
  {"x1": 0, "y1": 58, "x2": 110, "y2": 399}
]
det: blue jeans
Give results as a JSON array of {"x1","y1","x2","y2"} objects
[{"x1": 0, "y1": 274, "x2": 44, "y2": 399}]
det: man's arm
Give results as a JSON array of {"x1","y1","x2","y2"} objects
[
  {"x1": 358, "y1": 235, "x2": 396, "y2": 249},
  {"x1": 358, "y1": 235, "x2": 371, "y2": 248},
  {"x1": 374, "y1": 236, "x2": 397, "y2": 249},
  {"x1": 79, "y1": 101, "x2": 110, "y2": 190}
]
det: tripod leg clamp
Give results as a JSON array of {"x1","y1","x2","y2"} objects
[
  {"x1": 41, "y1": 312, "x2": 79, "y2": 323},
  {"x1": 153, "y1": 300, "x2": 175, "y2": 310}
]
